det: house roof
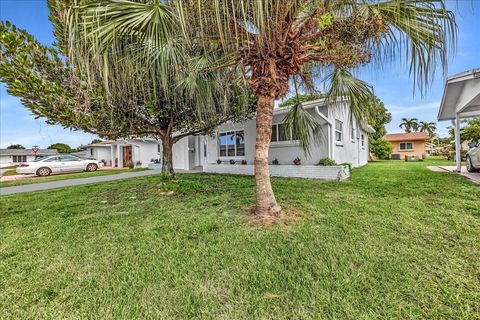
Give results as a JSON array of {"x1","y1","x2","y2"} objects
[
  {"x1": 383, "y1": 132, "x2": 430, "y2": 142},
  {"x1": 81, "y1": 141, "x2": 114, "y2": 148},
  {"x1": 0, "y1": 148, "x2": 58, "y2": 156},
  {"x1": 438, "y1": 68, "x2": 480, "y2": 121},
  {"x1": 275, "y1": 98, "x2": 375, "y2": 133}
]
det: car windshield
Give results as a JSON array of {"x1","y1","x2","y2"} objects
[{"x1": 32, "y1": 156, "x2": 49, "y2": 162}]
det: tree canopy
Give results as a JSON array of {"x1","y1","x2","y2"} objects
[
  {"x1": 47, "y1": 143, "x2": 74, "y2": 154},
  {"x1": 6, "y1": 144, "x2": 26, "y2": 149}
]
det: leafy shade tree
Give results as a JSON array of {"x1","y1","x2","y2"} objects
[
  {"x1": 366, "y1": 97, "x2": 392, "y2": 159},
  {"x1": 47, "y1": 143, "x2": 73, "y2": 154},
  {"x1": 60, "y1": 0, "x2": 457, "y2": 216},
  {"x1": 0, "y1": 14, "x2": 252, "y2": 177},
  {"x1": 6, "y1": 144, "x2": 25, "y2": 149},
  {"x1": 370, "y1": 138, "x2": 393, "y2": 160},
  {"x1": 399, "y1": 118, "x2": 419, "y2": 133},
  {"x1": 367, "y1": 97, "x2": 392, "y2": 140},
  {"x1": 418, "y1": 121, "x2": 437, "y2": 137},
  {"x1": 448, "y1": 119, "x2": 480, "y2": 143}
]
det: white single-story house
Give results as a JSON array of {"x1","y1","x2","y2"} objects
[
  {"x1": 0, "y1": 148, "x2": 58, "y2": 167},
  {"x1": 85, "y1": 99, "x2": 373, "y2": 179},
  {"x1": 438, "y1": 68, "x2": 480, "y2": 171},
  {"x1": 82, "y1": 137, "x2": 202, "y2": 170}
]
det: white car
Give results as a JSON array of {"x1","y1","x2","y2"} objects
[
  {"x1": 16, "y1": 155, "x2": 103, "y2": 176},
  {"x1": 466, "y1": 142, "x2": 480, "y2": 173}
]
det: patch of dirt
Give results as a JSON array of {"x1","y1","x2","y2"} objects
[{"x1": 247, "y1": 206, "x2": 302, "y2": 226}]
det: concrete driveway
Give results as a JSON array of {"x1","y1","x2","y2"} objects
[{"x1": 427, "y1": 166, "x2": 480, "y2": 185}]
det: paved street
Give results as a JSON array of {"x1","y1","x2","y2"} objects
[{"x1": 0, "y1": 170, "x2": 164, "y2": 195}]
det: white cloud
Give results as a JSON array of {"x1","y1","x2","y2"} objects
[{"x1": 388, "y1": 101, "x2": 440, "y2": 116}]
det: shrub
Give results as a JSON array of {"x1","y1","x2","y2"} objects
[
  {"x1": 127, "y1": 161, "x2": 134, "y2": 169},
  {"x1": 272, "y1": 158, "x2": 279, "y2": 165},
  {"x1": 229, "y1": 159, "x2": 236, "y2": 165},
  {"x1": 317, "y1": 158, "x2": 337, "y2": 166},
  {"x1": 216, "y1": 159, "x2": 222, "y2": 164},
  {"x1": 369, "y1": 138, "x2": 393, "y2": 160},
  {"x1": 293, "y1": 157, "x2": 301, "y2": 165},
  {"x1": 135, "y1": 161, "x2": 142, "y2": 167}
]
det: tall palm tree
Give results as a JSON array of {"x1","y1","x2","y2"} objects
[
  {"x1": 418, "y1": 121, "x2": 437, "y2": 136},
  {"x1": 399, "y1": 118, "x2": 420, "y2": 133},
  {"x1": 78, "y1": 0, "x2": 456, "y2": 217}
]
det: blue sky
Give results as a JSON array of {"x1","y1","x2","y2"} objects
[{"x1": 1, "y1": 0, "x2": 479, "y2": 148}]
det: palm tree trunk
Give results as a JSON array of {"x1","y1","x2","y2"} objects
[
  {"x1": 255, "y1": 94, "x2": 282, "y2": 216},
  {"x1": 161, "y1": 135, "x2": 175, "y2": 178}
]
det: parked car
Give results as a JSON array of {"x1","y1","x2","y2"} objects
[
  {"x1": 16, "y1": 155, "x2": 103, "y2": 176},
  {"x1": 466, "y1": 142, "x2": 480, "y2": 172}
]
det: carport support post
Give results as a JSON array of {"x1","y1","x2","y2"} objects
[{"x1": 454, "y1": 113, "x2": 461, "y2": 172}]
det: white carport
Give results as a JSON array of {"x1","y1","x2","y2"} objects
[{"x1": 438, "y1": 68, "x2": 480, "y2": 172}]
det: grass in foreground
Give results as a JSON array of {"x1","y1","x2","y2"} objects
[
  {"x1": 0, "y1": 168, "x2": 147, "y2": 188},
  {"x1": 1, "y1": 159, "x2": 479, "y2": 319}
]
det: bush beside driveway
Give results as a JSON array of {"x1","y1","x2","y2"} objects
[{"x1": 1, "y1": 159, "x2": 479, "y2": 319}]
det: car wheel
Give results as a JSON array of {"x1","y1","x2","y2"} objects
[
  {"x1": 86, "y1": 163, "x2": 98, "y2": 172},
  {"x1": 466, "y1": 156, "x2": 479, "y2": 173},
  {"x1": 36, "y1": 167, "x2": 52, "y2": 177}
]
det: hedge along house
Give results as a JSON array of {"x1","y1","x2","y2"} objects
[
  {"x1": 202, "y1": 98, "x2": 374, "y2": 179},
  {"x1": 438, "y1": 68, "x2": 480, "y2": 172}
]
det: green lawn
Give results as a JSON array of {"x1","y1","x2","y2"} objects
[
  {"x1": 1, "y1": 159, "x2": 479, "y2": 319},
  {"x1": 0, "y1": 168, "x2": 147, "y2": 188}
]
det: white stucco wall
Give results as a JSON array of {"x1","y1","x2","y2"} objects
[
  {"x1": 328, "y1": 101, "x2": 369, "y2": 168},
  {"x1": 204, "y1": 164, "x2": 350, "y2": 180},
  {"x1": 129, "y1": 140, "x2": 161, "y2": 168},
  {"x1": 0, "y1": 155, "x2": 36, "y2": 166},
  {"x1": 204, "y1": 100, "x2": 369, "y2": 168}
]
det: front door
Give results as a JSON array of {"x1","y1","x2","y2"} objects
[{"x1": 123, "y1": 146, "x2": 132, "y2": 167}]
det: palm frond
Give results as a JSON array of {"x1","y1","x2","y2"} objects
[
  {"x1": 282, "y1": 102, "x2": 321, "y2": 155},
  {"x1": 325, "y1": 67, "x2": 374, "y2": 123},
  {"x1": 367, "y1": 0, "x2": 456, "y2": 94}
]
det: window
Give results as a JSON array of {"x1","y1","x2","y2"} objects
[
  {"x1": 12, "y1": 155, "x2": 27, "y2": 163},
  {"x1": 361, "y1": 134, "x2": 365, "y2": 148},
  {"x1": 60, "y1": 155, "x2": 81, "y2": 161},
  {"x1": 90, "y1": 148, "x2": 94, "y2": 156},
  {"x1": 399, "y1": 142, "x2": 414, "y2": 151},
  {"x1": 335, "y1": 120, "x2": 343, "y2": 144},
  {"x1": 350, "y1": 118, "x2": 355, "y2": 141},
  {"x1": 219, "y1": 130, "x2": 245, "y2": 157},
  {"x1": 157, "y1": 144, "x2": 161, "y2": 153},
  {"x1": 271, "y1": 123, "x2": 299, "y2": 142}
]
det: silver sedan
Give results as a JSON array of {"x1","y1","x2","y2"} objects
[
  {"x1": 16, "y1": 155, "x2": 103, "y2": 176},
  {"x1": 466, "y1": 142, "x2": 480, "y2": 172}
]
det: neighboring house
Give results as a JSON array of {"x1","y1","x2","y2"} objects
[
  {"x1": 384, "y1": 132, "x2": 431, "y2": 159},
  {"x1": 82, "y1": 138, "x2": 201, "y2": 170},
  {"x1": 0, "y1": 148, "x2": 58, "y2": 167},
  {"x1": 84, "y1": 99, "x2": 374, "y2": 172}
]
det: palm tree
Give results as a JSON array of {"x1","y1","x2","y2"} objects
[
  {"x1": 418, "y1": 121, "x2": 437, "y2": 136},
  {"x1": 399, "y1": 118, "x2": 420, "y2": 133},
  {"x1": 77, "y1": 0, "x2": 456, "y2": 217}
]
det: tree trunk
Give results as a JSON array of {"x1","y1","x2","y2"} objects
[
  {"x1": 161, "y1": 135, "x2": 175, "y2": 178},
  {"x1": 254, "y1": 94, "x2": 282, "y2": 216}
]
